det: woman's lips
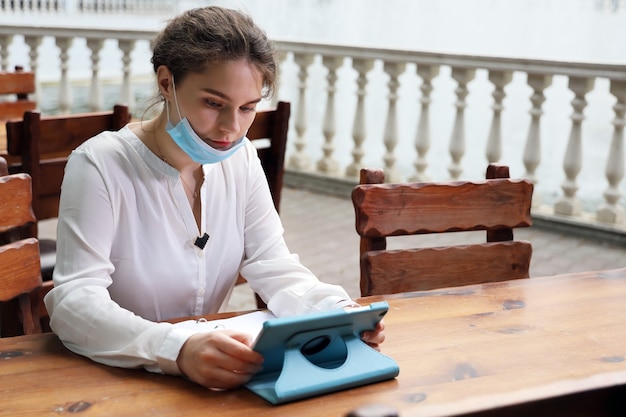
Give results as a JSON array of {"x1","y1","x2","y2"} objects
[{"x1": 207, "y1": 139, "x2": 234, "y2": 150}]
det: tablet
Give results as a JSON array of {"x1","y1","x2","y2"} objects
[
  {"x1": 245, "y1": 301, "x2": 398, "y2": 404},
  {"x1": 251, "y1": 301, "x2": 388, "y2": 371}
]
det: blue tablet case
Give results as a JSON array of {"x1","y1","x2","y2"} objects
[{"x1": 244, "y1": 301, "x2": 400, "y2": 404}]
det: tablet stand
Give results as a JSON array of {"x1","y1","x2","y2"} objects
[{"x1": 246, "y1": 323, "x2": 400, "y2": 404}]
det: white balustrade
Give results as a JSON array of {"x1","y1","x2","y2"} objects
[
  {"x1": 56, "y1": 36, "x2": 74, "y2": 114},
  {"x1": 409, "y1": 64, "x2": 439, "y2": 182},
  {"x1": 118, "y1": 39, "x2": 137, "y2": 110},
  {"x1": 317, "y1": 56, "x2": 343, "y2": 175},
  {"x1": 447, "y1": 67, "x2": 475, "y2": 180},
  {"x1": 87, "y1": 38, "x2": 104, "y2": 111},
  {"x1": 24, "y1": 35, "x2": 42, "y2": 105},
  {"x1": 0, "y1": 0, "x2": 174, "y2": 14},
  {"x1": 555, "y1": 77, "x2": 595, "y2": 216},
  {"x1": 345, "y1": 58, "x2": 374, "y2": 179},
  {"x1": 1, "y1": 24, "x2": 626, "y2": 236},
  {"x1": 288, "y1": 53, "x2": 314, "y2": 172},
  {"x1": 485, "y1": 70, "x2": 512, "y2": 164},
  {"x1": 523, "y1": 73, "x2": 552, "y2": 209},
  {"x1": 597, "y1": 80, "x2": 626, "y2": 224},
  {"x1": 0, "y1": 34, "x2": 11, "y2": 71},
  {"x1": 0, "y1": 0, "x2": 59, "y2": 12},
  {"x1": 381, "y1": 61, "x2": 405, "y2": 183}
]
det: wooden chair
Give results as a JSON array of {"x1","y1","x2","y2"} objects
[
  {"x1": 247, "y1": 101, "x2": 290, "y2": 213},
  {"x1": 352, "y1": 164, "x2": 534, "y2": 297},
  {"x1": 5, "y1": 104, "x2": 131, "y2": 282},
  {"x1": 237, "y1": 101, "x2": 291, "y2": 308},
  {"x1": 0, "y1": 66, "x2": 36, "y2": 163},
  {"x1": 0, "y1": 65, "x2": 36, "y2": 123},
  {"x1": 0, "y1": 172, "x2": 43, "y2": 337},
  {"x1": 0, "y1": 155, "x2": 52, "y2": 334}
]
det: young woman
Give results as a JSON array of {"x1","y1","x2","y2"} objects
[{"x1": 45, "y1": 6, "x2": 384, "y2": 390}]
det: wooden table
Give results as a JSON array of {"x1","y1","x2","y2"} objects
[{"x1": 2, "y1": 268, "x2": 626, "y2": 416}]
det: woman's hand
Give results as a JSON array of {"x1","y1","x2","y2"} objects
[
  {"x1": 361, "y1": 320, "x2": 386, "y2": 351},
  {"x1": 176, "y1": 330, "x2": 264, "y2": 390}
]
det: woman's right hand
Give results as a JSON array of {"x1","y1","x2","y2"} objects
[{"x1": 176, "y1": 330, "x2": 265, "y2": 390}]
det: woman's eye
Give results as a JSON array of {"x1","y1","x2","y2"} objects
[
  {"x1": 204, "y1": 99, "x2": 221, "y2": 108},
  {"x1": 241, "y1": 106, "x2": 256, "y2": 113}
]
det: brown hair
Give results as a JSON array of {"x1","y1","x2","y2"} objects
[{"x1": 151, "y1": 6, "x2": 277, "y2": 98}]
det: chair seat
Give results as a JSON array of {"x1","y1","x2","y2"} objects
[{"x1": 38, "y1": 238, "x2": 56, "y2": 281}]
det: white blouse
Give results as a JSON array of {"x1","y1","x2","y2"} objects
[{"x1": 44, "y1": 126, "x2": 353, "y2": 375}]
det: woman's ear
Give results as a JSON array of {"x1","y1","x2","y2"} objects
[{"x1": 156, "y1": 65, "x2": 173, "y2": 100}]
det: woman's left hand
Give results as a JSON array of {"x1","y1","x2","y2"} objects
[{"x1": 361, "y1": 320, "x2": 385, "y2": 351}]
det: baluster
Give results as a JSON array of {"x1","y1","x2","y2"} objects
[
  {"x1": 24, "y1": 35, "x2": 43, "y2": 106},
  {"x1": 345, "y1": 58, "x2": 374, "y2": 179},
  {"x1": 409, "y1": 64, "x2": 439, "y2": 182},
  {"x1": 0, "y1": 34, "x2": 13, "y2": 71},
  {"x1": 118, "y1": 39, "x2": 136, "y2": 111},
  {"x1": 554, "y1": 76, "x2": 595, "y2": 216},
  {"x1": 270, "y1": 52, "x2": 288, "y2": 108},
  {"x1": 597, "y1": 80, "x2": 626, "y2": 224},
  {"x1": 381, "y1": 61, "x2": 406, "y2": 182},
  {"x1": 485, "y1": 70, "x2": 513, "y2": 163},
  {"x1": 56, "y1": 37, "x2": 74, "y2": 114},
  {"x1": 316, "y1": 56, "x2": 343, "y2": 175},
  {"x1": 448, "y1": 67, "x2": 475, "y2": 179},
  {"x1": 288, "y1": 53, "x2": 314, "y2": 171},
  {"x1": 86, "y1": 38, "x2": 104, "y2": 111},
  {"x1": 65, "y1": 0, "x2": 78, "y2": 13},
  {"x1": 523, "y1": 73, "x2": 552, "y2": 208}
]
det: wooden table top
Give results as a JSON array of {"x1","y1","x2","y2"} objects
[{"x1": 2, "y1": 268, "x2": 626, "y2": 417}]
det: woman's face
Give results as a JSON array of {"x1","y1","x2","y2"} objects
[{"x1": 167, "y1": 59, "x2": 264, "y2": 150}]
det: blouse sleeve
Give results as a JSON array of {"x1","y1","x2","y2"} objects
[{"x1": 238, "y1": 145, "x2": 353, "y2": 316}]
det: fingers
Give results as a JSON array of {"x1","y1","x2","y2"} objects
[
  {"x1": 205, "y1": 360, "x2": 260, "y2": 389},
  {"x1": 177, "y1": 330, "x2": 264, "y2": 390},
  {"x1": 206, "y1": 331, "x2": 264, "y2": 374},
  {"x1": 216, "y1": 330, "x2": 264, "y2": 365},
  {"x1": 361, "y1": 320, "x2": 386, "y2": 351}
]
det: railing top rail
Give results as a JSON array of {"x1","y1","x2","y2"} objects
[
  {"x1": 0, "y1": 24, "x2": 156, "y2": 42},
  {"x1": 277, "y1": 39, "x2": 626, "y2": 80}
]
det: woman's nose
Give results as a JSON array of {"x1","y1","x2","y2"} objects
[{"x1": 218, "y1": 110, "x2": 240, "y2": 135}]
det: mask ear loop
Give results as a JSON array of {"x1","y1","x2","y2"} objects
[{"x1": 169, "y1": 74, "x2": 184, "y2": 123}]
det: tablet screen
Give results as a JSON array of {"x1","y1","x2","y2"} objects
[{"x1": 251, "y1": 301, "x2": 389, "y2": 376}]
